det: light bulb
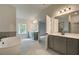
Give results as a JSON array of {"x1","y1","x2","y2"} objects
[
  {"x1": 61, "y1": 10, "x2": 64, "y2": 13},
  {"x1": 66, "y1": 8, "x2": 69, "y2": 11}
]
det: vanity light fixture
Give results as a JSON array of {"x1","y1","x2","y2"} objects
[{"x1": 58, "y1": 7, "x2": 71, "y2": 14}]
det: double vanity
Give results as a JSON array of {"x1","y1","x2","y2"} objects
[
  {"x1": 47, "y1": 33, "x2": 79, "y2": 55},
  {"x1": 44, "y1": 7, "x2": 79, "y2": 55}
]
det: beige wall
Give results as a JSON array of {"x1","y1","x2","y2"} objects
[
  {"x1": 27, "y1": 20, "x2": 33, "y2": 32},
  {"x1": 0, "y1": 5, "x2": 16, "y2": 32}
]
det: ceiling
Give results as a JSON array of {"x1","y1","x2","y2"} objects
[{"x1": 12, "y1": 4, "x2": 50, "y2": 20}]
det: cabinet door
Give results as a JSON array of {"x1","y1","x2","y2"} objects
[
  {"x1": 67, "y1": 38, "x2": 79, "y2": 55},
  {"x1": 53, "y1": 36, "x2": 66, "y2": 54},
  {"x1": 48, "y1": 35, "x2": 54, "y2": 49}
]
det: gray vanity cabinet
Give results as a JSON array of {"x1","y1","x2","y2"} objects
[
  {"x1": 48, "y1": 35, "x2": 79, "y2": 55},
  {"x1": 66, "y1": 38, "x2": 79, "y2": 55},
  {"x1": 53, "y1": 36, "x2": 59, "y2": 51},
  {"x1": 53, "y1": 36, "x2": 66, "y2": 54},
  {"x1": 48, "y1": 35, "x2": 54, "y2": 49}
]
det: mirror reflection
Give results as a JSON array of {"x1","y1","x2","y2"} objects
[{"x1": 55, "y1": 10, "x2": 79, "y2": 34}]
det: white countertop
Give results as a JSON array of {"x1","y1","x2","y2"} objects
[{"x1": 49, "y1": 33, "x2": 79, "y2": 39}]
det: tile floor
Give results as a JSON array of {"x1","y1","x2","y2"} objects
[{"x1": 20, "y1": 37, "x2": 59, "y2": 55}]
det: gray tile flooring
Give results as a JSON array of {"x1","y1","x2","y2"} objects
[
  {"x1": 20, "y1": 37, "x2": 59, "y2": 55},
  {"x1": 39, "y1": 36, "x2": 47, "y2": 48}
]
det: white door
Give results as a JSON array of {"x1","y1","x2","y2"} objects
[{"x1": 46, "y1": 15, "x2": 52, "y2": 34}]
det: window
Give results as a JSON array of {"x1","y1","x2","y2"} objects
[{"x1": 18, "y1": 24, "x2": 27, "y2": 34}]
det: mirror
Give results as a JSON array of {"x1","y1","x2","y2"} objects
[{"x1": 55, "y1": 10, "x2": 79, "y2": 34}]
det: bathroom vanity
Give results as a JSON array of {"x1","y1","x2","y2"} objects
[
  {"x1": 45, "y1": 7, "x2": 79, "y2": 55},
  {"x1": 48, "y1": 33, "x2": 79, "y2": 55}
]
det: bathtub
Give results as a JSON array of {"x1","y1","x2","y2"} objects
[{"x1": 0, "y1": 37, "x2": 21, "y2": 55}]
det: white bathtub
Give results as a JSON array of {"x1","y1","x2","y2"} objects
[{"x1": 0, "y1": 37, "x2": 21, "y2": 55}]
